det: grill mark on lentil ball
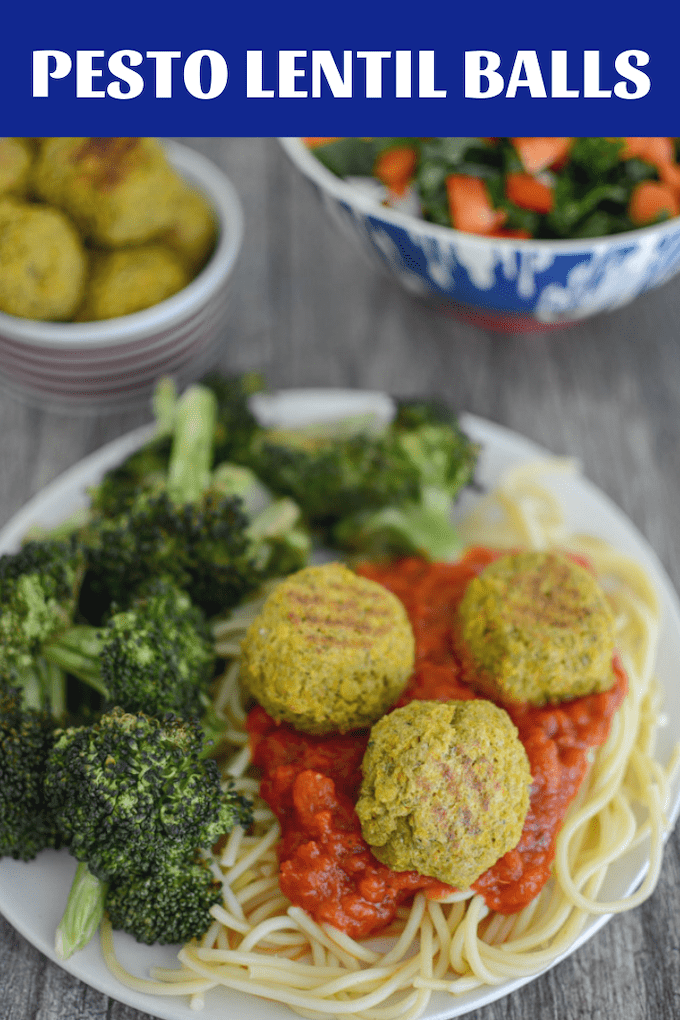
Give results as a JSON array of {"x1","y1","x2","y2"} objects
[
  {"x1": 285, "y1": 579, "x2": 396, "y2": 643},
  {"x1": 509, "y1": 557, "x2": 601, "y2": 628},
  {"x1": 292, "y1": 614, "x2": 393, "y2": 634},
  {"x1": 443, "y1": 751, "x2": 492, "y2": 812}
]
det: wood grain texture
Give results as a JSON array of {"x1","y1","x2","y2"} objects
[{"x1": 1, "y1": 136, "x2": 680, "y2": 1020}]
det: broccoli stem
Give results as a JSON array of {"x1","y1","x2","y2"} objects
[
  {"x1": 42, "y1": 626, "x2": 107, "y2": 698},
  {"x1": 336, "y1": 488, "x2": 463, "y2": 561},
  {"x1": 55, "y1": 861, "x2": 108, "y2": 960},
  {"x1": 12, "y1": 658, "x2": 67, "y2": 718},
  {"x1": 167, "y1": 385, "x2": 218, "y2": 505},
  {"x1": 246, "y1": 497, "x2": 301, "y2": 542},
  {"x1": 44, "y1": 624, "x2": 225, "y2": 752},
  {"x1": 152, "y1": 376, "x2": 178, "y2": 436},
  {"x1": 41, "y1": 659, "x2": 68, "y2": 718}
]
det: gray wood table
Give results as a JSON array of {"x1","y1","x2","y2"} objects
[{"x1": 2, "y1": 137, "x2": 680, "y2": 1020}]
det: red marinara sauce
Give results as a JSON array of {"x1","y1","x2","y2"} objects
[{"x1": 247, "y1": 549, "x2": 627, "y2": 938}]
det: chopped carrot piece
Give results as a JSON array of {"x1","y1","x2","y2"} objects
[
  {"x1": 511, "y1": 138, "x2": 573, "y2": 174},
  {"x1": 659, "y1": 160, "x2": 680, "y2": 193},
  {"x1": 506, "y1": 173, "x2": 554, "y2": 213},
  {"x1": 628, "y1": 181, "x2": 679, "y2": 226},
  {"x1": 374, "y1": 146, "x2": 418, "y2": 196},
  {"x1": 302, "y1": 138, "x2": 341, "y2": 148},
  {"x1": 445, "y1": 175, "x2": 506, "y2": 234},
  {"x1": 617, "y1": 138, "x2": 680, "y2": 198},
  {"x1": 620, "y1": 137, "x2": 675, "y2": 165}
]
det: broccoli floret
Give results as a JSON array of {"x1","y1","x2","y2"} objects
[
  {"x1": 201, "y1": 370, "x2": 264, "y2": 464},
  {"x1": 334, "y1": 399, "x2": 478, "y2": 559},
  {"x1": 45, "y1": 707, "x2": 252, "y2": 882},
  {"x1": 212, "y1": 462, "x2": 311, "y2": 579},
  {"x1": 90, "y1": 435, "x2": 172, "y2": 518},
  {"x1": 334, "y1": 491, "x2": 465, "y2": 561},
  {"x1": 101, "y1": 584, "x2": 215, "y2": 715},
  {"x1": 247, "y1": 427, "x2": 415, "y2": 529},
  {"x1": 243, "y1": 396, "x2": 478, "y2": 558},
  {"x1": 84, "y1": 488, "x2": 258, "y2": 617},
  {"x1": 106, "y1": 855, "x2": 222, "y2": 945},
  {"x1": 46, "y1": 707, "x2": 252, "y2": 957},
  {"x1": 82, "y1": 384, "x2": 303, "y2": 617},
  {"x1": 82, "y1": 385, "x2": 263, "y2": 617},
  {"x1": 44, "y1": 582, "x2": 216, "y2": 718},
  {"x1": 0, "y1": 539, "x2": 84, "y2": 677},
  {"x1": 390, "y1": 398, "x2": 478, "y2": 500},
  {"x1": 90, "y1": 377, "x2": 178, "y2": 519},
  {"x1": 0, "y1": 681, "x2": 62, "y2": 860},
  {"x1": 91, "y1": 372, "x2": 263, "y2": 520}
]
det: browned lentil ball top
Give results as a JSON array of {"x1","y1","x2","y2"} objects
[
  {"x1": 240, "y1": 563, "x2": 415, "y2": 733},
  {"x1": 454, "y1": 551, "x2": 616, "y2": 706}
]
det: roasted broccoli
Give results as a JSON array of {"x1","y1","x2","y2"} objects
[
  {"x1": 334, "y1": 399, "x2": 478, "y2": 559},
  {"x1": 83, "y1": 383, "x2": 309, "y2": 617},
  {"x1": 106, "y1": 855, "x2": 222, "y2": 945},
  {"x1": 90, "y1": 435, "x2": 172, "y2": 519},
  {"x1": 390, "y1": 397, "x2": 479, "y2": 497},
  {"x1": 89, "y1": 376, "x2": 178, "y2": 519},
  {"x1": 46, "y1": 707, "x2": 251, "y2": 881},
  {"x1": 46, "y1": 707, "x2": 252, "y2": 956},
  {"x1": 201, "y1": 369, "x2": 264, "y2": 464},
  {"x1": 0, "y1": 681, "x2": 62, "y2": 860},
  {"x1": 242, "y1": 396, "x2": 477, "y2": 557},
  {"x1": 212, "y1": 462, "x2": 310, "y2": 579},
  {"x1": 90, "y1": 373, "x2": 261, "y2": 520},
  {"x1": 0, "y1": 539, "x2": 84, "y2": 714},
  {"x1": 0, "y1": 538, "x2": 84, "y2": 677},
  {"x1": 81, "y1": 386, "x2": 256, "y2": 616},
  {"x1": 245, "y1": 424, "x2": 413, "y2": 528},
  {"x1": 84, "y1": 488, "x2": 258, "y2": 617},
  {"x1": 44, "y1": 582, "x2": 216, "y2": 718}
]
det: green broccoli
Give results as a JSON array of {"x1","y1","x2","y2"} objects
[
  {"x1": 84, "y1": 489, "x2": 256, "y2": 618},
  {"x1": 334, "y1": 399, "x2": 478, "y2": 559},
  {"x1": 82, "y1": 384, "x2": 310, "y2": 618},
  {"x1": 81, "y1": 386, "x2": 259, "y2": 616},
  {"x1": 391, "y1": 398, "x2": 478, "y2": 496},
  {"x1": 43, "y1": 582, "x2": 216, "y2": 718},
  {"x1": 0, "y1": 538, "x2": 84, "y2": 677},
  {"x1": 90, "y1": 373, "x2": 260, "y2": 521},
  {"x1": 245, "y1": 423, "x2": 413, "y2": 528},
  {"x1": 46, "y1": 707, "x2": 252, "y2": 956},
  {"x1": 46, "y1": 707, "x2": 250, "y2": 881},
  {"x1": 242, "y1": 396, "x2": 477, "y2": 558},
  {"x1": 90, "y1": 435, "x2": 173, "y2": 519},
  {"x1": 201, "y1": 369, "x2": 264, "y2": 464},
  {"x1": 212, "y1": 462, "x2": 310, "y2": 579},
  {"x1": 0, "y1": 681, "x2": 62, "y2": 861},
  {"x1": 0, "y1": 539, "x2": 84, "y2": 714},
  {"x1": 89, "y1": 376, "x2": 178, "y2": 519},
  {"x1": 106, "y1": 855, "x2": 222, "y2": 945}
]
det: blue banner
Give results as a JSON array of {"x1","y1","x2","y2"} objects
[{"x1": 3, "y1": 0, "x2": 678, "y2": 135}]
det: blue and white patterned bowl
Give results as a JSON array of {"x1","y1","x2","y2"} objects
[{"x1": 280, "y1": 138, "x2": 680, "y2": 331}]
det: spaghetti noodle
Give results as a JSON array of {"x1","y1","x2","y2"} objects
[{"x1": 101, "y1": 459, "x2": 679, "y2": 1019}]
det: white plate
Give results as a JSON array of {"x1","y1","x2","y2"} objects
[{"x1": 1, "y1": 389, "x2": 679, "y2": 1020}]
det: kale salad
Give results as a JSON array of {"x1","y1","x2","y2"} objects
[{"x1": 306, "y1": 137, "x2": 680, "y2": 240}]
